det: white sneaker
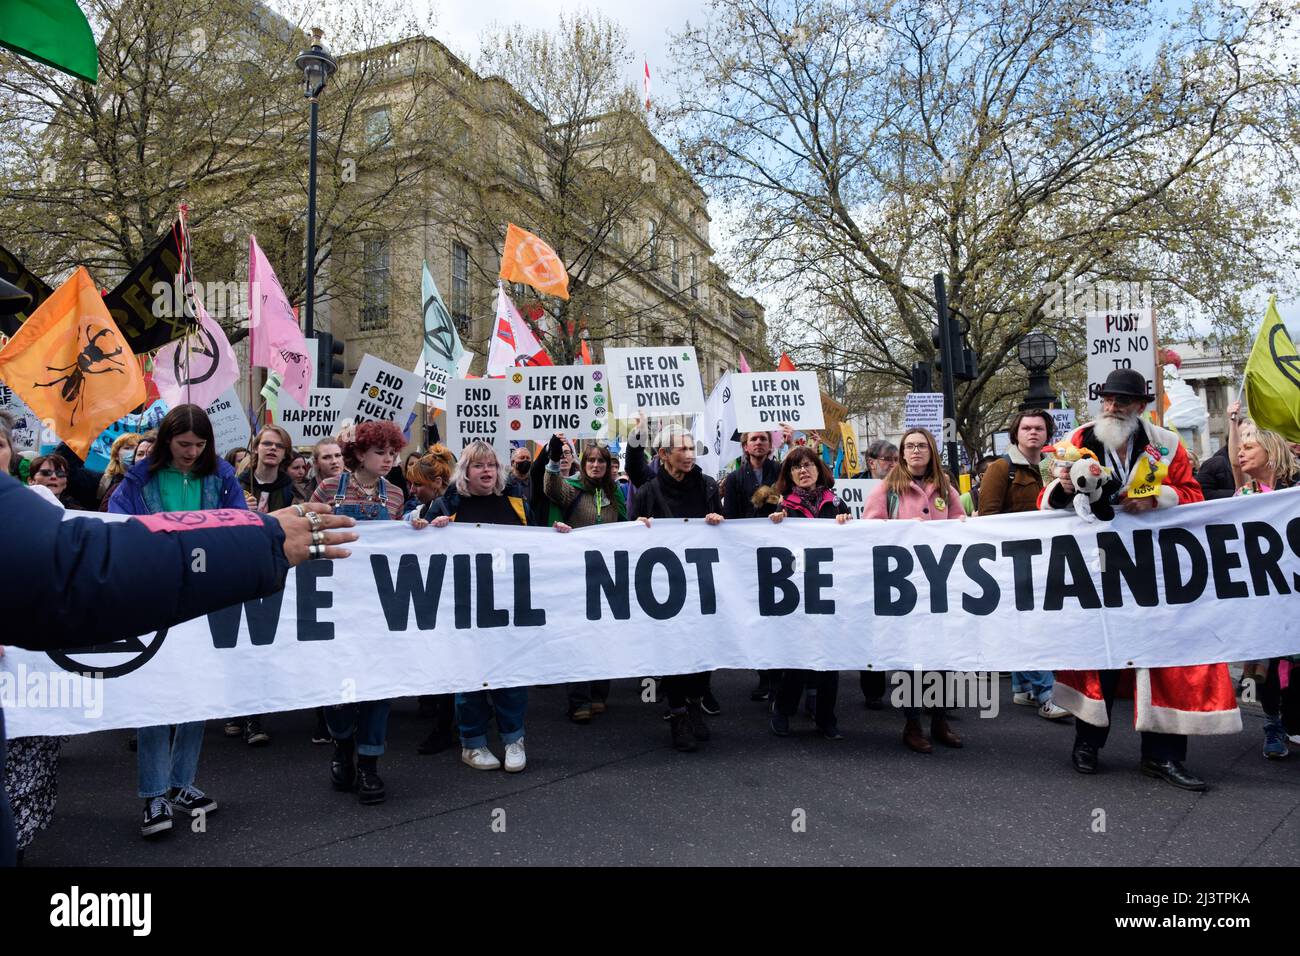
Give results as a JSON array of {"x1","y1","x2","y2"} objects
[
  {"x1": 461, "y1": 747, "x2": 501, "y2": 771},
  {"x1": 1013, "y1": 691, "x2": 1037, "y2": 707},
  {"x1": 504, "y1": 738, "x2": 526, "y2": 773},
  {"x1": 1038, "y1": 700, "x2": 1071, "y2": 720}
]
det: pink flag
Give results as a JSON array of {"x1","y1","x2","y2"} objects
[
  {"x1": 644, "y1": 59, "x2": 651, "y2": 111},
  {"x1": 737, "y1": 352, "x2": 752, "y2": 374},
  {"x1": 249, "y1": 235, "x2": 312, "y2": 404},
  {"x1": 152, "y1": 300, "x2": 240, "y2": 409},
  {"x1": 486, "y1": 284, "x2": 553, "y2": 376}
]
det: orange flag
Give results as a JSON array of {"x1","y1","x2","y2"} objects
[
  {"x1": 0, "y1": 266, "x2": 145, "y2": 457},
  {"x1": 499, "y1": 223, "x2": 570, "y2": 301},
  {"x1": 777, "y1": 352, "x2": 797, "y2": 372},
  {"x1": 578, "y1": 339, "x2": 593, "y2": 366}
]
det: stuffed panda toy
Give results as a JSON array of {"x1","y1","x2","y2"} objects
[{"x1": 1065, "y1": 455, "x2": 1115, "y2": 522}]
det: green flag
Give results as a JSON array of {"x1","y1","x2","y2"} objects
[
  {"x1": 1244, "y1": 295, "x2": 1300, "y2": 442},
  {"x1": 0, "y1": 0, "x2": 97, "y2": 83}
]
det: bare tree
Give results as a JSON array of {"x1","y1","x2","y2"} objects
[
  {"x1": 669, "y1": 0, "x2": 1300, "y2": 448},
  {"x1": 463, "y1": 11, "x2": 713, "y2": 364}
]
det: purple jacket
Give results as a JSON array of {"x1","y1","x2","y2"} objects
[{"x1": 108, "y1": 458, "x2": 248, "y2": 516}]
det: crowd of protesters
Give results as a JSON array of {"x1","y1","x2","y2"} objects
[{"x1": 2, "y1": 363, "x2": 1298, "y2": 861}]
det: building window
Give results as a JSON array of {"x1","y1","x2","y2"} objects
[
  {"x1": 689, "y1": 254, "x2": 698, "y2": 299},
  {"x1": 365, "y1": 108, "x2": 391, "y2": 148},
  {"x1": 451, "y1": 242, "x2": 471, "y2": 332},
  {"x1": 647, "y1": 219, "x2": 657, "y2": 270},
  {"x1": 361, "y1": 237, "x2": 390, "y2": 331},
  {"x1": 1206, "y1": 381, "x2": 1226, "y2": 414},
  {"x1": 610, "y1": 220, "x2": 623, "y2": 247},
  {"x1": 670, "y1": 237, "x2": 679, "y2": 287}
]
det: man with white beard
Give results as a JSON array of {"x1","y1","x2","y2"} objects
[{"x1": 1040, "y1": 368, "x2": 1239, "y2": 792}]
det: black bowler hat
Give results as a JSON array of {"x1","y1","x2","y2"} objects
[
  {"x1": 1099, "y1": 368, "x2": 1154, "y2": 402},
  {"x1": 0, "y1": 275, "x2": 32, "y2": 316}
]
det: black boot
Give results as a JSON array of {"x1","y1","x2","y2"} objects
[
  {"x1": 330, "y1": 737, "x2": 356, "y2": 791},
  {"x1": 357, "y1": 755, "x2": 386, "y2": 805}
]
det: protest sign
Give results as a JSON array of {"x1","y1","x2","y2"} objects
[
  {"x1": 833, "y1": 478, "x2": 881, "y2": 519},
  {"x1": 205, "y1": 388, "x2": 251, "y2": 455},
  {"x1": 1086, "y1": 309, "x2": 1156, "y2": 417},
  {"x1": 502, "y1": 364, "x2": 609, "y2": 439},
  {"x1": 1050, "y1": 409, "x2": 1078, "y2": 441},
  {"x1": 904, "y1": 393, "x2": 945, "y2": 441},
  {"x1": 0, "y1": 385, "x2": 42, "y2": 451},
  {"x1": 820, "y1": 392, "x2": 848, "y2": 449},
  {"x1": 841, "y1": 422, "x2": 862, "y2": 476},
  {"x1": 992, "y1": 431, "x2": 1011, "y2": 456},
  {"x1": 277, "y1": 387, "x2": 348, "y2": 447},
  {"x1": 342, "y1": 354, "x2": 420, "y2": 432},
  {"x1": 731, "y1": 372, "x2": 824, "y2": 431},
  {"x1": 444, "y1": 377, "x2": 514, "y2": 463},
  {"x1": 604, "y1": 346, "x2": 705, "y2": 417},
  {"x1": 415, "y1": 351, "x2": 474, "y2": 410},
  {"x1": 11, "y1": 490, "x2": 1298, "y2": 737}
]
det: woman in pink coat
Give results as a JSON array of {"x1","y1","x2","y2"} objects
[{"x1": 864, "y1": 428, "x2": 964, "y2": 754}]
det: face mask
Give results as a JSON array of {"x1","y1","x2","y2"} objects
[
  {"x1": 514, "y1": 460, "x2": 530, "y2": 474},
  {"x1": 120, "y1": 450, "x2": 136, "y2": 468}
]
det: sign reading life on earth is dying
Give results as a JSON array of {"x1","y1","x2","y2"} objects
[
  {"x1": 604, "y1": 346, "x2": 705, "y2": 417},
  {"x1": 731, "y1": 372, "x2": 825, "y2": 431}
]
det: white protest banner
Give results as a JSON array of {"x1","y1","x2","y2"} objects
[
  {"x1": 343, "y1": 353, "x2": 420, "y2": 432},
  {"x1": 604, "y1": 346, "x2": 705, "y2": 417},
  {"x1": 992, "y1": 431, "x2": 1011, "y2": 456},
  {"x1": 904, "y1": 392, "x2": 945, "y2": 441},
  {"x1": 1050, "y1": 409, "x2": 1078, "y2": 441},
  {"x1": 834, "y1": 478, "x2": 882, "y2": 519},
  {"x1": 731, "y1": 371, "x2": 825, "y2": 431},
  {"x1": 415, "y1": 351, "x2": 474, "y2": 410},
  {"x1": 277, "y1": 387, "x2": 348, "y2": 447},
  {"x1": 444, "y1": 377, "x2": 514, "y2": 463},
  {"x1": 502, "y1": 364, "x2": 609, "y2": 439},
  {"x1": 205, "y1": 387, "x2": 251, "y2": 454},
  {"x1": 1086, "y1": 308, "x2": 1156, "y2": 417},
  {"x1": 8, "y1": 490, "x2": 1299, "y2": 737}
]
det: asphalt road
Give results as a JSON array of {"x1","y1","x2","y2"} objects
[{"x1": 24, "y1": 670, "x2": 1299, "y2": 866}]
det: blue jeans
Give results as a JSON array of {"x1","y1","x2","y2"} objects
[
  {"x1": 325, "y1": 700, "x2": 391, "y2": 757},
  {"x1": 456, "y1": 687, "x2": 527, "y2": 749},
  {"x1": 137, "y1": 722, "x2": 205, "y2": 798},
  {"x1": 1012, "y1": 671, "x2": 1054, "y2": 702}
]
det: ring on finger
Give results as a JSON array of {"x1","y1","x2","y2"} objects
[
  {"x1": 306, "y1": 510, "x2": 322, "y2": 531},
  {"x1": 311, "y1": 530, "x2": 326, "y2": 546},
  {"x1": 309, "y1": 543, "x2": 325, "y2": 560},
  {"x1": 293, "y1": 504, "x2": 307, "y2": 518}
]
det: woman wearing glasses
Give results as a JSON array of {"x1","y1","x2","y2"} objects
[
  {"x1": 864, "y1": 428, "x2": 965, "y2": 754},
  {"x1": 753, "y1": 445, "x2": 852, "y2": 740},
  {"x1": 28, "y1": 454, "x2": 81, "y2": 510}
]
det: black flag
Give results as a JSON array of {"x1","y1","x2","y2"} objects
[
  {"x1": 102, "y1": 222, "x2": 190, "y2": 354},
  {"x1": 0, "y1": 244, "x2": 54, "y2": 336}
]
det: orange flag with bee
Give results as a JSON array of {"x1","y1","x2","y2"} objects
[{"x1": 0, "y1": 266, "x2": 144, "y2": 456}]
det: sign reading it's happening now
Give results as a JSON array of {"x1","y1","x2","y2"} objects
[{"x1": 731, "y1": 372, "x2": 825, "y2": 431}]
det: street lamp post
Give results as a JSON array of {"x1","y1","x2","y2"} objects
[
  {"x1": 1017, "y1": 331, "x2": 1058, "y2": 409},
  {"x1": 294, "y1": 27, "x2": 337, "y2": 341}
]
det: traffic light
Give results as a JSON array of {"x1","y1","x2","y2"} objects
[
  {"x1": 910, "y1": 361, "x2": 933, "y2": 393},
  {"x1": 316, "y1": 332, "x2": 345, "y2": 388},
  {"x1": 931, "y1": 319, "x2": 978, "y2": 381}
]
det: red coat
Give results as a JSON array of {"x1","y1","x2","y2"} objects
[{"x1": 1042, "y1": 419, "x2": 1240, "y2": 735}]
